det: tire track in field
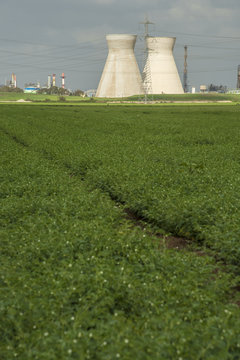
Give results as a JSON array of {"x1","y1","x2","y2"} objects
[
  {"x1": 0, "y1": 125, "x2": 224, "y2": 252},
  {"x1": 0, "y1": 126, "x2": 28, "y2": 147},
  {"x1": 0, "y1": 125, "x2": 192, "y2": 251},
  {"x1": 1, "y1": 125, "x2": 240, "y2": 305},
  {"x1": 0, "y1": 126, "x2": 226, "y2": 255},
  {"x1": 0, "y1": 127, "x2": 236, "y2": 255}
]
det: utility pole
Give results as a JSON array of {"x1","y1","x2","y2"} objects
[
  {"x1": 140, "y1": 15, "x2": 154, "y2": 103},
  {"x1": 184, "y1": 45, "x2": 188, "y2": 93},
  {"x1": 237, "y1": 65, "x2": 240, "y2": 89}
]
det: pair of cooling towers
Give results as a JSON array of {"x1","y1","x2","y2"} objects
[{"x1": 96, "y1": 34, "x2": 184, "y2": 98}]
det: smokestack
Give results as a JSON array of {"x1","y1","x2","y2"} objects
[
  {"x1": 96, "y1": 34, "x2": 144, "y2": 98},
  {"x1": 52, "y1": 74, "x2": 56, "y2": 87},
  {"x1": 61, "y1": 73, "x2": 65, "y2": 89},
  {"x1": 11, "y1": 73, "x2": 17, "y2": 88},
  {"x1": 47, "y1": 75, "x2": 52, "y2": 88},
  {"x1": 143, "y1": 37, "x2": 184, "y2": 94}
]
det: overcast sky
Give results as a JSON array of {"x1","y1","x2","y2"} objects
[{"x1": 0, "y1": 0, "x2": 240, "y2": 90}]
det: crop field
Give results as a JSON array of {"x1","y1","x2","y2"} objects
[
  {"x1": 0, "y1": 91, "x2": 240, "y2": 104},
  {"x1": 0, "y1": 92, "x2": 91, "y2": 103},
  {"x1": 1, "y1": 104, "x2": 240, "y2": 359},
  {"x1": 127, "y1": 93, "x2": 240, "y2": 102}
]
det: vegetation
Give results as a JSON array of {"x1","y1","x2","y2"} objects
[
  {"x1": 38, "y1": 86, "x2": 70, "y2": 96},
  {"x1": 0, "y1": 86, "x2": 23, "y2": 93},
  {"x1": 72, "y1": 89, "x2": 85, "y2": 96},
  {"x1": 0, "y1": 92, "x2": 87, "y2": 103},
  {"x1": 58, "y1": 96, "x2": 67, "y2": 102},
  {"x1": 208, "y1": 84, "x2": 227, "y2": 93},
  {"x1": 126, "y1": 93, "x2": 240, "y2": 102},
  {"x1": 1, "y1": 104, "x2": 240, "y2": 359},
  {"x1": 0, "y1": 91, "x2": 240, "y2": 104}
]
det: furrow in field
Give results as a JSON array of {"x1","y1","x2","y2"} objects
[
  {"x1": 1, "y1": 105, "x2": 240, "y2": 272},
  {"x1": 1, "y1": 115, "x2": 240, "y2": 359}
]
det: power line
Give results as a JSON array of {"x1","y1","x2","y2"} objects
[
  {"x1": 153, "y1": 28, "x2": 240, "y2": 41},
  {"x1": 1, "y1": 30, "x2": 240, "y2": 88},
  {"x1": 0, "y1": 36, "x2": 106, "y2": 49},
  {"x1": 188, "y1": 44, "x2": 240, "y2": 51}
]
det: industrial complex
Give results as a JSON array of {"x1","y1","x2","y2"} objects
[
  {"x1": 1, "y1": 28, "x2": 240, "y2": 97},
  {"x1": 4, "y1": 73, "x2": 17, "y2": 89},
  {"x1": 23, "y1": 73, "x2": 66, "y2": 94}
]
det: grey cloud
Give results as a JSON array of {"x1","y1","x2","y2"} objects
[{"x1": 0, "y1": 0, "x2": 239, "y2": 90}]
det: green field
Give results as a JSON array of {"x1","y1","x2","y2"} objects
[
  {"x1": 0, "y1": 91, "x2": 240, "y2": 104},
  {"x1": 1, "y1": 104, "x2": 240, "y2": 359},
  {"x1": 0, "y1": 92, "x2": 90, "y2": 103},
  {"x1": 127, "y1": 93, "x2": 240, "y2": 102}
]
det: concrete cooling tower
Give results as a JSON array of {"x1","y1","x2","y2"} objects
[
  {"x1": 96, "y1": 34, "x2": 144, "y2": 98},
  {"x1": 143, "y1": 37, "x2": 184, "y2": 94}
]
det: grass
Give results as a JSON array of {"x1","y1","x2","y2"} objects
[
  {"x1": 0, "y1": 92, "x2": 90, "y2": 103},
  {"x1": 1, "y1": 104, "x2": 240, "y2": 359},
  {"x1": 1, "y1": 91, "x2": 240, "y2": 104},
  {"x1": 126, "y1": 93, "x2": 240, "y2": 102}
]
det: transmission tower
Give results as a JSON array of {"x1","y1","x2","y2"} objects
[
  {"x1": 140, "y1": 15, "x2": 154, "y2": 37},
  {"x1": 183, "y1": 45, "x2": 188, "y2": 93},
  {"x1": 140, "y1": 16, "x2": 154, "y2": 103}
]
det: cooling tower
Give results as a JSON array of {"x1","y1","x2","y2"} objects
[
  {"x1": 143, "y1": 37, "x2": 184, "y2": 94},
  {"x1": 96, "y1": 34, "x2": 144, "y2": 98}
]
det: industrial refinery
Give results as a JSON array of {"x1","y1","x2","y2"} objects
[
  {"x1": 5, "y1": 73, "x2": 17, "y2": 89},
  {"x1": 23, "y1": 73, "x2": 66, "y2": 93},
  {"x1": 1, "y1": 30, "x2": 240, "y2": 97},
  {"x1": 47, "y1": 73, "x2": 65, "y2": 89}
]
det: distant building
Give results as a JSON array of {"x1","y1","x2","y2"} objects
[
  {"x1": 227, "y1": 89, "x2": 240, "y2": 95},
  {"x1": 24, "y1": 87, "x2": 40, "y2": 94},
  {"x1": 200, "y1": 85, "x2": 207, "y2": 93},
  {"x1": 24, "y1": 81, "x2": 40, "y2": 94},
  {"x1": 85, "y1": 89, "x2": 97, "y2": 97}
]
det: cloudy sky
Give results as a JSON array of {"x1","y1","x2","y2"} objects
[{"x1": 0, "y1": 0, "x2": 239, "y2": 90}]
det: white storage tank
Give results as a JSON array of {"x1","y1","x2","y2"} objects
[
  {"x1": 96, "y1": 34, "x2": 144, "y2": 98},
  {"x1": 143, "y1": 37, "x2": 184, "y2": 94}
]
